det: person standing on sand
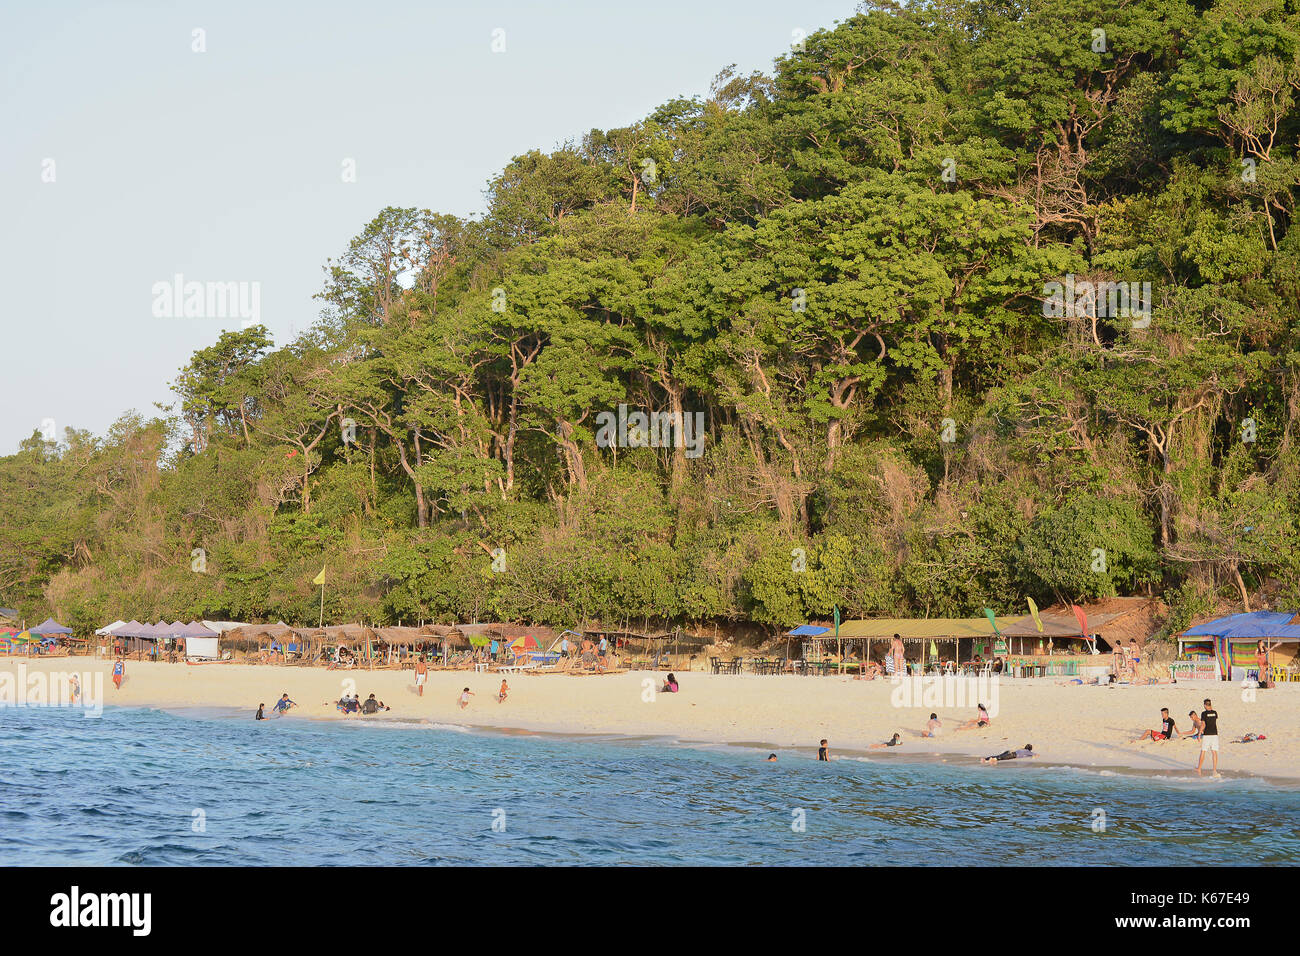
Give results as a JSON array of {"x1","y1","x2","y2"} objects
[
  {"x1": 497, "y1": 679, "x2": 509, "y2": 703},
  {"x1": 1196, "y1": 698, "x2": 1221, "y2": 777},
  {"x1": 890, "y1": 634, "x2": 905, "y2": 679},
  {"x1": 112, "y1": 658, "x2": 125, "y2": 690},
  {"x1": 414, "y1": 658, "x2": 428, "y2": 697}
]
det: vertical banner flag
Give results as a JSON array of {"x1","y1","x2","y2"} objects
[{"x1": 1027, "y1": 597, "x2": 1044, "y2": 633}]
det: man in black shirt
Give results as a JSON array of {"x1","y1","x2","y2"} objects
[
  {"x1": 1197, "y1": 698, "x2": 1220, "y2": 777},
  {"x1": 1132, "y1": 708, "x2": 1178, "y2": 742}
]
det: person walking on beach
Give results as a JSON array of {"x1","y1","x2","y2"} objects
[
  {"x1": 497, "y1": 679, "x2": 510, "y2": 703},
  {"x1": 817, "y1": 739, "x2": 829, "y2": 761},
  {"x1": 1132, "y1": 708, "x2": 1178, "y2": 742},
  {"x1": 459, "y1": 687, "x2": 475, "y2": 709},
  {"x1": 1196, "y1": 698, "x2": 1220, "y2": 777},
  {"x1": 69, "y1": 674, "x2": 81, "y2": 704},
  {"x1": 414, "y1": 657, "x2": 428, "y2": 697},
  {"x1": 112, "y1": 657, "x2": 125, "y2": 690},
  {"x1": 273, "y1": 693, "x2": 296, "y2": 717}
]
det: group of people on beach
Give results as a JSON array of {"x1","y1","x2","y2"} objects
[
  {"x1": 1127, "y1": 698, "x2": 1263, "y2": 777},
  {"x1": 336, "y1": 693, "x2": 389, "y2": 715}
]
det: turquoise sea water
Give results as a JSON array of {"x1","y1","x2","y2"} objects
[{"x1": 2, "y1": 706, "x2": 1298, "y2": 866}]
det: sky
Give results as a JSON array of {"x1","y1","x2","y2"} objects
[{"x1": 0, "y1": 0, "x2": 856, "y2": 454}]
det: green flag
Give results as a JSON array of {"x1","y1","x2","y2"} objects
[{"x1": 984, "y1": 607, "x2": 1007, "y2": 654}]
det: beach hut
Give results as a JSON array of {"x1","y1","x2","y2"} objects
[
  {"x1": 1180, "y1": 611, "x2": 1300, "y2": 681},
  {"x1": 822, "y1": 617, "x2": 1016, "y2": 672},
  {"x1": 1001, "y1": 597, "x2": 1161, "y2": 657}
]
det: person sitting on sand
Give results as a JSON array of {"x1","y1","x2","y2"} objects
[
  {"x1": 273, "y1": 693, "x2": 296, "y2": 717},
  {"x1": 924, "y1": 714, "x2": 942, "y2": 737},
  {"x1": 1131, "y1": 708, "x2": 1178, "y2": 742},
  {"x1": 661, "y1": 673, "x2": 679, "y2": 693},
  {"x1": 817, "y1": 739, "x2": 829, "y2": 761},
  {"x1": 957, "y1": 704, "x2": 990, "y2": 730},
  {"x1": 870, "y1": 733, "x2": 903, "y2": 749},
  {"x1": 255, "y1": 703, "x2": 266, "y2": 720},
  {"x1": 459, "y1": 687, "x2": 474, "y2": 709},
  {"x1": 362, "y1": 693, "x2": 381, "y2": 715},
  {"x1": 497, "y1": 679, "x2": 510, "y2": 703},
  {"x1": 1187, "y1": 711, "x2": 1203, "y2": 740},
  {"x1": 982, "y1": 744, "x2": 1035, "y2": 764}
]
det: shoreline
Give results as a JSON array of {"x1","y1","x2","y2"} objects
[
  {"x1": 5, "y1": 658, "x2": 1297, "y2": 783},
  {"x1": 163, "y1": 704, "x2": 1300, "y2": 788}
]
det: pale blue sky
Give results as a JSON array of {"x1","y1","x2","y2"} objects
[{"x1": 0, "y1": 0, "x2": 856, "y2": 453}]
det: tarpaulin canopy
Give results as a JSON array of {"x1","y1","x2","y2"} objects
[
  {"x1": 180, "y1": 621, "x2": 219, "y2": 637},
  {"x1": 787, "y1": 624, "x2": 831, "y2": 636},
  {"x1": 29, "y1": 618, "x2": 72, "y2": 635},
  {"x1": 1182, "y1": 611, "x2": 1300, "y2": 641}
]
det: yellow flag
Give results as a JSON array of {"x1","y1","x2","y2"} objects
[
  {"x1": 1027, "y1": 597, "x2": 1044, "y2": 633},
  {"x1": 312, "y1": 566, "x2": 326, "y2": 587}
]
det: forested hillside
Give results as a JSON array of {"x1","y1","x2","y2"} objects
[{"x1": 5, "y1": 0, "x2": 1300, "y2": 636}]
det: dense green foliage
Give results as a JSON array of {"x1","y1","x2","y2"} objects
[{"x1": 6, "y1": 0, "x2": 1300, "y2": 634}]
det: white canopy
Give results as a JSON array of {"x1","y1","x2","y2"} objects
[
  {"x1": 94, "y1": 620, "x2": 128, "y2": 636},
  {"x1": 202, "y1": 620, "x2": 251, "y2": 634}
]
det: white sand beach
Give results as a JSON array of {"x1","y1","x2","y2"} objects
[{"x1": 6, "y1": 659, "x2": 1295, "y2": 780}]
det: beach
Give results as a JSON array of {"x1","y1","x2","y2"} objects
[{"x1": 6, "y1": 658, "x2": 1294, "y2": 781}]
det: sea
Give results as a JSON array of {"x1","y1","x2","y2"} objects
[{"x1": 2, "y1": 705, "x2": 1298, "y2": 866}]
